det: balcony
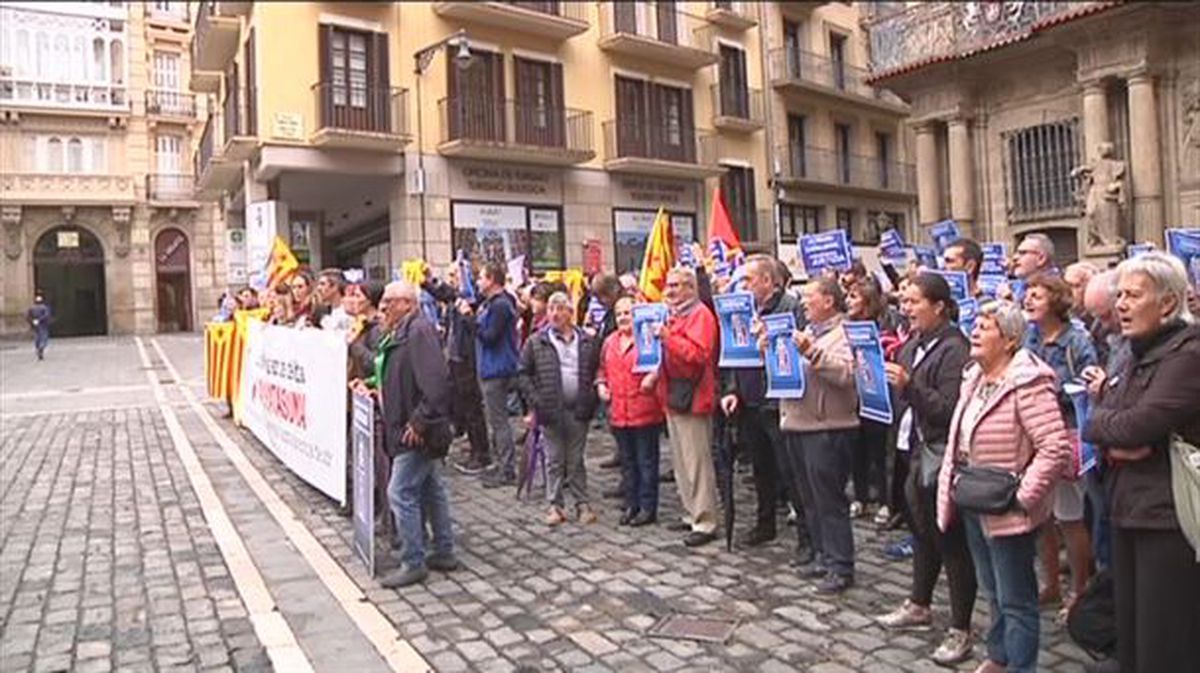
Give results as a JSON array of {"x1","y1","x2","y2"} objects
[
  {"x1": 603, "y1": 121, "x2": 722, "y2": 180},
  {"x1": 0, "y1": 77, "x2": 128, "y2": 114},
  {"x1": 865, "y1": 2, "x2": 1111, "y2": 80},
  {"x1": 310, "y1": 83, "x2": 410, "y2": 151},
  {"x1": 774, "y1": 144, "x2": 916, "y2": 198},
  {"x1": 221, "y1": 86, "x2": 256, "y2": 160},
  {"x1": 768, "y1": 48, "x2": 908, "y2": 116},
  {"x1": 710, "y1": 84, "x2": 763, "y2": 134},
  {"x1": 0, "y1": 173, "x2": 135, "y2": 206},
  {"x1": 192, "y1": 0, "x2": 240, "y2": 73},
  {"x1": 705, "y1": 1, "x2": 758, "y2": 30},
  {"x1": 194, "y1": 94, "x2": 255, "y2": 197},
  {"x1": 146, "y1": 173, "x2": 198, "y2": 207},
  {"x1": 433, "y1": 2, "x2": 588, "y2": 40},
  {"x1": 598, "y1": 3, "x2": 718, "y2": 70},
  {"x1": 145, "y1": 89, "x2": 197, "y2": 121},
  {"x1": 437, "y1": 97, "x2": 594, "y2": 166},
  {"x1": 146, "y1": 2, "x2": 190, "y2": 25}
]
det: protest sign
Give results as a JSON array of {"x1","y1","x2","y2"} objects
[
  {"x1": 714, "y1": 292, "x2": 762, "y2": 368},
  {"x1": 240, "y1": 323, "x2": 349, "y2": 504},
  {"x1": 631, "y1": 303, "x2": 668, "y2": 373},
  {"x1": 1166, "y1": 228, "x2": 1200, "y2": 288},
  {"x1": 1127, "y1": 242, "x2": 1155, "y2": 258},
  {"x1": 798, "y1": 230, "x2": 853, "y2": 276},
  {"x1": 958, "y1": 298, "x2": 979, "y2": 337},
  {"x1": 981, "y1": 243, "x2": 1008, "y2": 275},
  {"x1": 585, "y1": 296, "x2": 607, "y2": 332},
  {"x1": 843, "y1": 321, "x2": 893, "y2": 424},
  {"x1": 926, "y1": 269, "x2": 970, "y2": 302},
  {"x1": 879, "y1": 228, "x2": 907, "y2": 262},
  {"x1": 351, "y1": 391, "x2": 375, "y2": 576},
  {"x1": 764, "y1": 313, "x2": 805, "y2": 399},
  {"x1": 456, "y1": 249, "x2": 476, "y2": 301},
  {"x1": 978, "y1": 274, "x2": 1004, "y2": 299},
  {"x1": 913, "y1": 245, "x2": 939, "y2": 269},
  {"x1": 506, "y1": 255, "x2": 527, "y2": 289},
  {"x1": 1063, "y1": 382, "x2": 1099, "y2": 477},
  {"x1": 929, "y1": 219, "x2": 961, "y2": 253}
]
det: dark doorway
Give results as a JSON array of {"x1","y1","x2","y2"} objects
[
  {"x1": 155, "y1": 228, "x2": 192, "y2": 332},
  {"x1": 33, "y1": 226, "x2": 108, "y2": 337}
]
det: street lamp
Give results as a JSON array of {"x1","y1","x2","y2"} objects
[{"x1": 413, "y1": 29, "x2": 473, "y2": 260}]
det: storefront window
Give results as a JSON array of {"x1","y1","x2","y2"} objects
[
  {"x1": 451, "y1": 201, "x2": 565, "y2": 274},
  {"x1": 612, "y1": 208, "x2": 696, "y2": 274}
]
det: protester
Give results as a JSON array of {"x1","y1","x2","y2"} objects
[
  {"x1": 589, "y1": 273, "x2": 623, "y2": 471},
  {"x1": 235, "y1": 286, "x2": 259, "y2": 310},
  {"x1": 366, "y1": 280, "x2": 457, "y2": 589},
  {"x1": 845, "y1": 276, "x2": 898, "y2": 522},
  {"x1": 1012, "y1": 233, "x2": 1056, "y2": 280},
  {"x1": 597, "y1": 296, "x2": 664, "y2": 527},
  {"x1": 26, "y1": 291, "x2": 52, "y2": 361},
  {"x1": 1022, "y1": 272, "x2": 1097, "y2": 613},
  {"x1": 519, "y1": 292, "x2": 600, "y2": 526},
  {"x1": 943, "y1": 238, "x2": 985, "y2": 299},
  {"x1": 460, "y1": 263, "x2": 521, "y2": 489},
  {"x1": 722, "y1": 254, "x2": 807, "y2": 550},
  {"x1": 656, "y1": 267, "x2": 721, "y2": 548},
  {"x1": 290, "y1": 270, "x2": 317, "y2": 327},
  {"x1": 315, "y1": 268, "x2": 351, "y2": 331},
  {"x1": 1082, "y1": 252, "x2": 1200, "y2": 673},
  {"x1": 267, "y1": 283, "x2": 296, "y2": 326},
  {"x1": 877, "y1": 273, "x2": 977, "y2": 664},
  {"x1": 779, "y1": 276, "x2": 859, "y2": 593},
  {"x1": 1064, "y1": 261, "x2": 1099, "y2": 325},
  {"x1": 937, "y1": 300, "x2": 1070, "y2": 673},
  {"x1": 344, "y1": 281, "x2": 390, "y2": 537}
]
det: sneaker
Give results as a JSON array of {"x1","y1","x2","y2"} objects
[
  {"x1": 618, "y1": 508, "x2": 636, "y2": 526},
  {"x1": 380, "y1": 563, "x2": 429, "y2": 589},
  {"x1": 813, "y1": 573, "x2": 853, "y2": 595},
  {"x1": 849, "y1": 501, "x2": 864, "y2": 518},
  {"x1": 577, "y1": 504, "x2": 598, "y2": 525},
  {"x1": 876, "y1": 599, "x2": 933, "y2": 630},
  {"x1": 882, "y1": 535, "x2": 915, "y2": 561},
  {"x1": 873, "y1": 505, "x2": 892, "y2": 526},
  {"x1": 931, "y1": 628, "x2": 974, "y2": 666},
  {"x1": 545, "y1": 506, "x2": 567, "y2": 527}
]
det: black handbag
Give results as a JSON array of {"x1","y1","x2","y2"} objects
[
  {"x1": 951, "y1": 464, "x2": 1022, "y2": 514},
  {"x1": 666, "y1": 377, "x2": 696, "y2": 413}
]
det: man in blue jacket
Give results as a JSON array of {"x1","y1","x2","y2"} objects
[
  {"x1": 27, "y1": 292, "x2": 52, "y2": 361},
  {"x1": 458, "y1": 262, "x2": 521, "y2": 488}
]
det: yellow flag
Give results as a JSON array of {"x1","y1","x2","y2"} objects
[
  {"x1": 638, "y1": 207, "x2": 676, "y2": 302},
  {"x1": 401, "y1": 259, "x2": 428, "y2": 286},
  {"x1": 265, "y1": 236, "x2": 299, "y2": 289},
  {"x1": 544, "y1": 269, "x2": 585, "y2": 307}
]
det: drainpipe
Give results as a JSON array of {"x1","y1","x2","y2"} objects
[{"x1": 757, "y1": 4, "x2": 781, "y2": 257}]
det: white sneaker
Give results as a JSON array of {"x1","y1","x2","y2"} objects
[
  {"x1": 849, "y1": 501, "x2": 864, "y2": 518},
  {"x1": 931, "y1": 628, "x2": 973, "y2": 665},
  {"x1": 875, "y1": 599, "x2": 933, "y2": 630},
  {"x1": 873, "y1": 505, "x2": 891, "y2": 526}
]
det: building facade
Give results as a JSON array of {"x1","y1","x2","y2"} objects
[
  {"x1": 865, "y1": 1, "x2": 1200, "y2": 264},
  {"x1": 189, "y1": 1, "x2": 915, "y2": 285},
  {"x1": 0, "y1": 0, "x2": 225, "y2": 337}
]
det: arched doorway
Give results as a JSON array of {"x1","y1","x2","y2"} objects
[
  {"x1": 33, "y1": 226, "x2": 108, "y2": 336},
  {"x1": 155, "y1": 228, "x2": 192, "y2": 332}
]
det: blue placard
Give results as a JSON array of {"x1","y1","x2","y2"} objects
[
  {"x1": 764, "y1": 313, "x2": 805, "y2": 399},
  {"x1": 585, "y1": 296, "x2": 607, "y2": 331},
  {"x1": 879, "y1": 229, "x2": 907, "y2": 262},
  {"x1": 980, "y1": 243, "x2": 1008, "y2": 276},
  {"x1": 456, "y1": 249, "x2": 476, "y2": 301},
  {"x1": 843, "y1": 320, "x2": 893, "y2": 425},
  {"x1": 912, "y1": 245, "x2": 939, "y2": 269},
  {"x1": 351, "y1": 392, "x2": 376, "y2": 577},
  {"x1": 1010, "y1": 278, "x2": 1027, "y2": 304},
  {"x1": 957, "y1": 298, "x2": 979, "y2": 337},
  {"x1": 929, "y1": 219, "x2": 961, "y2": 253},
  {"x1": 798, "y1": 230, "x2": 853, "y2": 276},
  {"x1": 978, "y1": 273, "x2": 1005, "y2": 299},
  {"x1": 1166, "y1": 228, "x2": 1200, "y2": 288},
  {"x1": 631, "y1": 303, "x2": 668, "y2": 373},
  {"x1": 1126, "y1": 242, "x2": 1155, "y2": 258},
  {"x1": 714, "y1": 292, "x2": 763, "y2": 368},
  {"x1": 925, "y1": 269, "x2": 970, "y2": 302},
  {"x1": 1063, "y1": 382, "x2": 1098, "y2": 476}
]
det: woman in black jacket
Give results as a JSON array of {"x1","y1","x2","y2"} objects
[{"x1": 1082, "y1": 252, "x2": 1200, "y2": 673}]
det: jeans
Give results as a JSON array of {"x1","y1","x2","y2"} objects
[
  {"x1": 1083, "y1": 470, "x2": 1111, "y2": 570},
  {"x1": 785, "y1": 430, "x2": 855, "y2": 576},
  {"x1": 544, "y1": 414, "x2": 589, "y2": 509},
  {"x1": 963, "y1": 513, "x2": 1039, "y2": 673},
  {"x1": 388, "y1": 451, "x2": 454, "y2": 570},
  {"x1": 480, "y1": 376, "x2": 516, "y2": 478},
  {"x1": 33, "y1": 327, "x2": 49, "y2": 357},
  {"x1": 614, "y1": 424, "x2": 661, "y2": 517}
]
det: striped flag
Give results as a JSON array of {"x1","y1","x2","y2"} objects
[
  {"x1": 707, "y1": 187, "x2": 744, "y2": 280},
  {"x1": 638, "y1": 207, "x2": 676, "y2": 302},
  {"x1": 264, "y1": 236, "x2": 299, "y2": 290},
  {"x1": 204, "y1": 322, "x2": 236, "y2": 401}
]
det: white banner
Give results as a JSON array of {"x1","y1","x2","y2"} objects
[{"x1": 240, "y1": 323, "x2": 349, "y2": 503}]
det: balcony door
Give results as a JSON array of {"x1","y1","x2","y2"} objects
[
  {"x1": 156, "y1": 134, "x2": 184, "y2": 196},
  {"x1": 614, "y1": 2, "x2": 638, "y2": 33},
  {"x1": 787, "y1": 114, "x2": 806, "y2": 176},
  {"x1": 514, "y1": 57, "x2": 564, "y2": 147},
  {"x1": 448, "y1": 49, "x2": 504, "y2": 142},
  {"x1": 319, "y1": 25, "x2": 389, "y2": 132},
  {"x1": 652, "y1": 84, "x2": 694, "y2": 162},
  {"x1": 783, "y1": 20, "x2": 803, "y2": 79},
  {"x1": 718, "y1": 44, "x2": 748, "y2": 118},
  {"x1": 835, "y1": 123, "x2": 851, "y2": 183},
  {"x1": 830, "y1": 32, "x2": 847, "y2": 90},
  {"x1": 656, "y1": 0, "x2": 678, "y2": 44},
  {"x1": 614, "y1": 76, "x2": 647, "y2": 157}
]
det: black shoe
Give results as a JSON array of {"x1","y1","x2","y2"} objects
[
  {"x1": 599, "y1": 456, "x2": 621, "y2": 469},
  {"x1": 629, "y1": 511, "x2": 656, "y2": 527},
  {"x1": 618, "y1": 509, "x2": 636, "y2": 526},
  {"x1": 666, "y1": 521, "x2": 692, "y2": 533},
  {"x1": 425, "y1": 553, "x2": 460, "y2": 572},
  {"x1": 738, "y1": 527, "x2": 777, "y2": 547},
  {"x1": 813, "y1": 573, "x2": 853, "y2": 595},
  {"x1": 380, "y1": 564, "x2": 429, "y2": 588},
  {"x1": 659, "y1": 470, "x2": 675, "y2": 483},
  {"x1": 684, "y1": 531, "x2": 717, "y2": 548},
  {"x1": 1083, "y1": 658, "x2": 1121, "y2": 673},
  {"x1": 797, "y1": 563, "x2": 827, "y2": 580},
  {"x1": 790, "y1": 546, "x2": 816, "y2": 567}
]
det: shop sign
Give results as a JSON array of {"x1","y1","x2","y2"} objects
[
  {"x1": 457, "y1": 164, "x2": 555, "y2": 197},
  {"x1": 617, "y1": 177, "x2": 695, "y2": 206}
]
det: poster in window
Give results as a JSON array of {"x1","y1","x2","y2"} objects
[
  {"x1": 613, "y1": 209, "x2": 696, "y2": 274},
  {"x1": 528, "y1": 208, "x2": 563, "y2": 272},
  {"x1": 452, "y1": 202, "x2": 528, "y2": 269}
]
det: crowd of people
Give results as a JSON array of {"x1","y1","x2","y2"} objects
[{"x1": 214, "y1": 232, "x2": 1200, "y2": 673}]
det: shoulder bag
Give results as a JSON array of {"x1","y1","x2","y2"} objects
[{"x1": 950, "y1": 463, "x2": 1022, "y2": 515}]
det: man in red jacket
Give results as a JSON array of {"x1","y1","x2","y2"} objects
[{"x1": 656, "y1": 267, "x2": 720, "y2": 547}]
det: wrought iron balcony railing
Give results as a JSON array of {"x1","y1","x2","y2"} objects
[
  {"x1": 146, "y1": 89, "x2": 196, "y2": 118},
  {"x1": 604, "y1": 120, "x2": 717, "y2": 166},
  {"x1": 501, "y1": 1, "x2": 588, "y2": 21},
  {"x1": 768, "y1": 47, "x2": 904, "y2": 105},
  {"x1": 710, "y1": 83, "x2": 764, "y2": 124},
  {"x1": 774, "y1": 144, "x2": 916, "y2": 194},
  {"x1": 313, "y1": 82, "x2": 408, "y2": 136},
  {"x1": 196, "y1": 112, "x2": 217, "y2": 177},
  {"x1": 147, "y1": 173, "x2": 195, "y2": 201},
  {"x1": 439, "y1": 97, "x2": 593, "y2": 153},
  {"x1": 598, "y1": 3, "x2": 716, "y2": 55}
]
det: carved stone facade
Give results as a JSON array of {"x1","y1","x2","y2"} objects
[{"x1": 866, "y1": 2, "x2": 1200, "y2": 262}]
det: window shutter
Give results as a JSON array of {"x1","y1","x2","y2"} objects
[
  {"x1": 318, "y1": 24, "x2": 331, "y2": 128},
  {"x1": 372, "y1": 31, "x2": 389, "y2": 132},
  {"x1": 493, "y1": 52, "x2": 506, "y2": 142},
  {"x1": 245, "y1": 29, "x2": 256, "y2": 135},
  {"x1": 550, "y1": 62, "x2": 564, "y2": 147},
  {"x1": 647, "y1": 83, "x2": 662, "y2": 159},
  {"x1": 446, "y1": 48, "x2": 459, "y2": 138},
  {"x1": 681, "y1": 87, "x2": 694, "y2": 162}
]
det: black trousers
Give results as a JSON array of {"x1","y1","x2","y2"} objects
[
  {"x1": 737, "y1": 406, "x2": 798, "y2": 536},
  {"x1": 449, "y1": 358, "x2": 489, "y2": 462},
  {"x1": 1112, "y1": 526, "x2": 1200, "y2": 673},
  {"x1": 852, "y1": 419, "x2": 889, "y2": 504},
  {"x1": 785, "y1": 430, "x2": 854, "y2": 576},
  {"x1": 906, "y1": 467, "x2": 977, "y2": 629}
]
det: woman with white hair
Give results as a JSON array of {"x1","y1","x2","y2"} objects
[
  {"x1": 936, "y1": 300, "x2": 1070, "y2": 673},
  {"x1": 1081, "y1": 251, "x2": 1200, "y2": 673}
]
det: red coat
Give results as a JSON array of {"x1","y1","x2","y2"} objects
[
  {"x1": 598, "y1": 331, "x2": 665, "y2": 428},
  {"x1": 655, "y1": 301, "x2": 718, "y2": 415}
]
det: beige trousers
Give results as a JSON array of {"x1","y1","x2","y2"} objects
[{"x1": 665, "y1": 412, "x2": 719, "y2": 534}]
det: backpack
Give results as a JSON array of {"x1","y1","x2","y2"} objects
[
  {"x1": 1066, "y1": 569, "x2": 1116, "y2": 659},
  {"x1": 1170, "y1": 433, "x2": 1200, "y2": 560}
]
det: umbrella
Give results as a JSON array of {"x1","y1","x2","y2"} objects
[{"x1": 716, "y1": 415, "x2": 737, "y2": 552}]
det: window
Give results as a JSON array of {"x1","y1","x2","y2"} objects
[
  {"x1": 867, "y1": 211, "x2": 904, "y2": 245},
  {"x1": 613, "y1": 209, "x2": 697, "y2": 273},
  {"x1": 722, "y1": 165, "x2": 758, "y2": 242},
  {"x1": 835, "y1": 123, "x2": 851, "y2": 183},
  {"x1": 876, "y1": 131, "x2": 892, "y2": 189},
  {"x1": 779, "y1": 203, "x2": 821, "y2": 243},
  {"x1": 156, "y1": 135, "x2": 182, "y2": 174},
  {"x1": 153, "y1": 51, "x2": 180, "y2": 90},
  {"x1": 836, "y1": 208, "x2": 854, "y2": 239},
  {"x1": 830, "y1": 32, "x2": 847, "y2": 90},
  {"x1": 783, "y1": 20, "x2": 803, "y2": 78},
  {"x1": 718, "y1": 44, "x2": 749, "y2": 118},
  {"x1": 514, "y1": 56, "x2": 564, "y2": 147},
  {"x1": 1003, "y1": 118, "x2": 1080, "y2": 221},
  {"x1": 614, "y1": 77, "x2": 694, "y2": 162},
  {"x1": 67, "y1": 139, "x2": 84, "y2": 172},
  {"x1": 93, "y1": 38, "x2": 107, "y2": 82},
  {"x1": 46, "y1": 137, "x2": 63, "y2": 172},
  {"x1": 446, "y1": 48, "x2": 504, "y2": 142},
  {"x1": 786, "y1": 114, "x2": 806, "y2": 176},
  {"x1": 451, "y1": 202, "x2": 565, "y2": 274},
  {"x1": 329, "y1": 28, "x2": 367, "y2": 108}
]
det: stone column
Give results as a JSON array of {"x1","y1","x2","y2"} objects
[
  {"x1": 914, "y1": 122, "x2": 942, "y2": 227},
  {"x1": 1081, "y1": 80, "x2": 1109, "y2": 162},
  {"x1": 1127, "y1": 72, "x2": 1164, "y2": 243},
  {"x1": 947, "y1": 117, "x2": 975, "y2": 235}
]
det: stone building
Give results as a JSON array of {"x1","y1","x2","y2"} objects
[
  {"x1": 0, "y1": 1, "x2": 224, "y2": 337},
  {"x1": 864, "y1": 1, "x2": 1200, "y2": 264}
]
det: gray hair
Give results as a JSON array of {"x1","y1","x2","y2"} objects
[
  {"x1": 978, "y1": 300, "x2": 1027, "y2": 352},
  {"x1": 1023, "y1": 233, "x2": 1055, "y2": 260},
  {"x1": 547, "y1": 291, "x2": 571, "y2": 308},
  {"x1": 745, "y1": 253, "x2": 781, "y2": 286},
  {"x1": 384, "y1": 280, "x2": 418, "y2": 301},
  {"x1": 1065, "y1": 260, "x2": 1100, "y2": 281},
  {"x1": 667, "y1": 266, "x2": 698, "y2": 287},
  {"x1": 1084, "y1": 269, "x2": 1119, "y2": 313},
  {"x1": 1116, "y1": 251, "x2": 1195, "y2": 324}
]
